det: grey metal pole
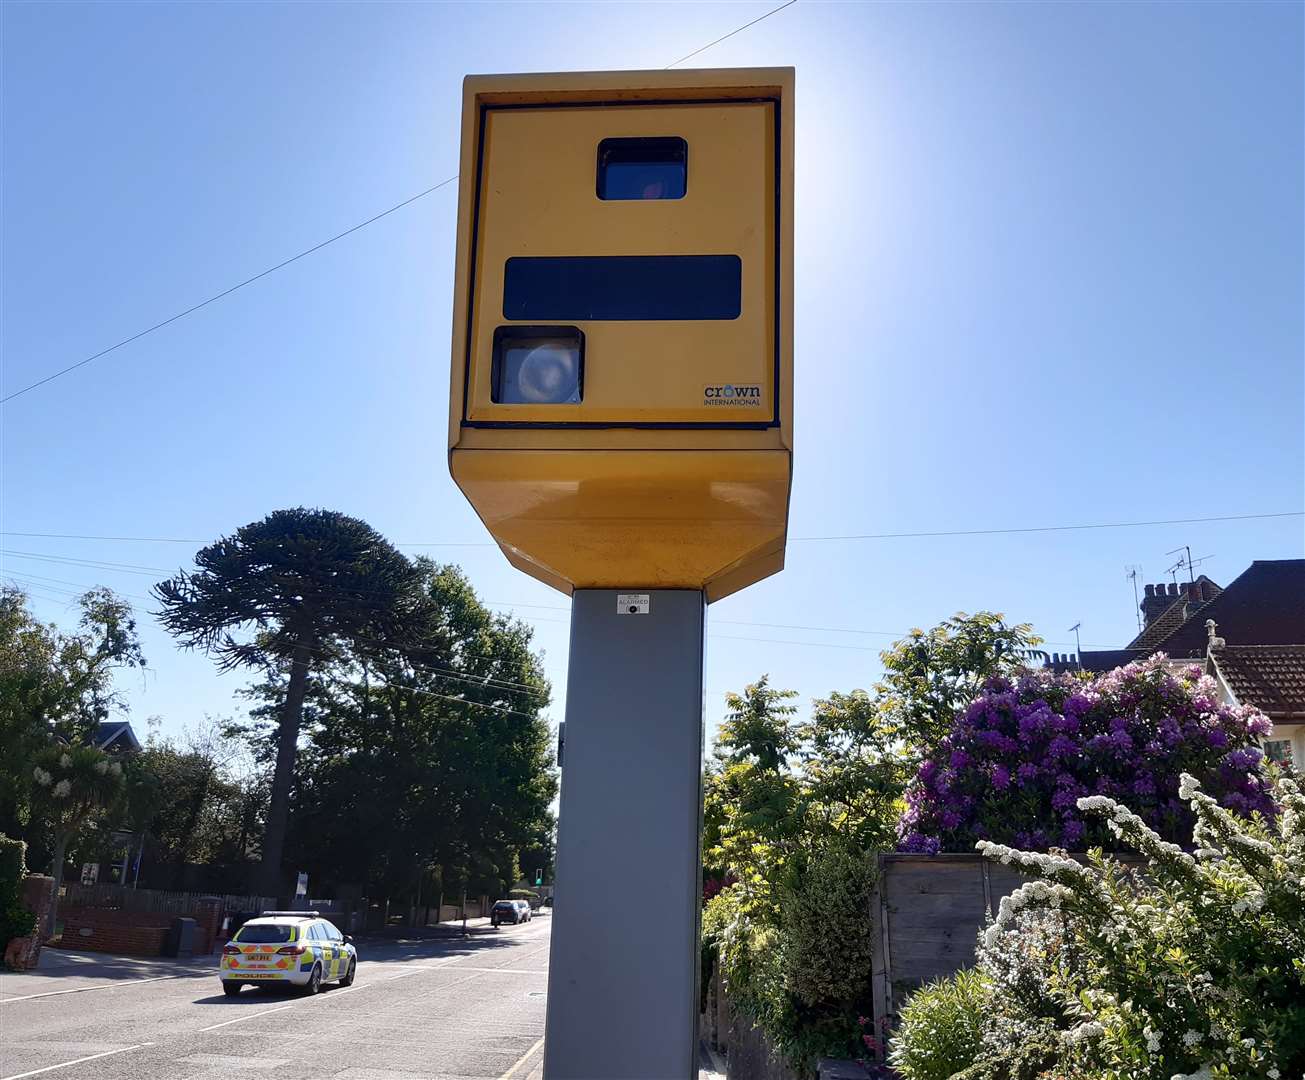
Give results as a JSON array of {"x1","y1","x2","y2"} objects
[{"x1": 543, "y1": 590, "x2": 706, "y2": 1080}]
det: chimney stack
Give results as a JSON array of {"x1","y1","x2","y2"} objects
[{"x1": 1140, "y1": 582, "x2": 1174, "y2": 628}]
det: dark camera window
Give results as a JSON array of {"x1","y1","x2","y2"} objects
[
  {"x1": 597, "y1": 137, "x2": 687, "y2": 200},
  {"x1": 503, "y1": 256, "x2": 740, "y2": 321},
  {"x1": 491, "y1": 325, "x2": 585, "y2": 404}
]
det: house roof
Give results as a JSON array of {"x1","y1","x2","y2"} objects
[
  {"x1": 1209, "y1": 645, "x2": 1305, "y2": 720},
  {"x1": 94, "y1": 721, "x2": 141, "y2": 753},
  {"x1": 1156, "y1": 560, "x2": 1304, "y2": 659},
  {"x1": 1127, "y1": 575, "x2": 1222, "y2": 652},
  {"x1": 1073, "y1": 560, "x2": 1303, "y2": 674}
]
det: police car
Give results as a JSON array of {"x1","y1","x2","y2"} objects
[{"x1": 220, "y1": 911, "x2": 357, "y2": 996}]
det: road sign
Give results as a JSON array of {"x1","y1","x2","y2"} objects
[{"x1": 447, "y1": 67, "x2": 794, "y2": 601}]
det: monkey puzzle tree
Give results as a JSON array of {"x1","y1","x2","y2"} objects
[{"x1": 153, "y1": 509, "x2": 422, "y2": 897}]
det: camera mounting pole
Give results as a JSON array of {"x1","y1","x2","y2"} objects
[{"x1": 543, "y1": 590, "x2": 705, "y2": 1078}]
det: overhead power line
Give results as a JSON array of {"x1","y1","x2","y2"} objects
[
  {"x1": 5, "y1": 511, "x2": 1299, "y2": 552},
  {"x1": 788, "y1": 511, "x2": 1305, "y2": 542},
  {"x1": 665, "y1": 0, "x2": 797, "y2": 68},
  {"x1": 3, "y1": 2, "x2": 799, "y2": 407},
  {"x1": 0, "y1": 178, "x2": 457, "y2": 405}
]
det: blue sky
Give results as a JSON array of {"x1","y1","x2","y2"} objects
[{"x1": 2, "y1": 1, "x2": 1301, "y2": 750}]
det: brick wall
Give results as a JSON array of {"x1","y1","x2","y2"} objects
[
  {"x1": 60, "y1": 913, "x2": 169, "y2": 956},
  {"x1": 58, "y1": 898, "x2": 223, "y2": 957}
]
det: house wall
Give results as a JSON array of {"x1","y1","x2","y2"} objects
[{"x1": 1265, "y1": 722, "x2": 1303, "y2": 769}]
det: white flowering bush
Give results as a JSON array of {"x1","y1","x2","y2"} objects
[
  {"x1": 967, "y1": 771, "x2": 1305, "y2": 1080},
  {"x1": 28, "y1": 743, "x2": 128, "y2": 937}
]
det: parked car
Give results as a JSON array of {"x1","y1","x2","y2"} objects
[
  {"x1": 491, "y1": 900, "x2": 531, "y2": 926},
  {"x1": 219, "y1": 911, "x2": 356, "y2": 996}
]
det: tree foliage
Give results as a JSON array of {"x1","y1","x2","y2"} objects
[
  {"x1": 873, "y1": 611, "x2": 1042, "y2": 765},
  {"x1": 0, "y1": 587, "x2": 144, "y2": 837},
  {"x1": 233, "y1": 561, "x2": 557, "y2": 903},
  {"x1": 154, "y1": 508, "x2": 426, "y2": 895},
  {"x1": 124, "y1": 723, "x2": 266, "y2": 883},
  {"x1": 703, "y1": 613, "x2": 1043, "y2": 1075},
  {"x1": 30, "y1": 743, "x2": 127, "y2": 933}
]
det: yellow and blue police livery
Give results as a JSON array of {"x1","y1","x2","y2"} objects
[{"x1": 220, "y1": 911, "x2": 357, "y2": 996}]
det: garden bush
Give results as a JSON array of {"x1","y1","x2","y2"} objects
[
  {"x1": 969, "y1": 771, "x2": 1299, "y2": 1078},
  {"x1": 889, "y1": 967, "x2": 989, "y2": 1080},
  {"x1": 898, "y1": 656, "x2": 1274, "y2": 853},
  {"x1": 892, "y1": 770, "x2": 1305, "y2": 1079},
  {"x1": 0, "y1": 834, "x2": 37, "y2": 958}
]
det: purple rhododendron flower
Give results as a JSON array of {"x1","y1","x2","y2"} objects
[
  {"x1": 896, "y1": 654, "x2": 1274, "y2": 854},
  {"x1": 1047, "y1": 736, "x2": 1079, "y2": 760}
]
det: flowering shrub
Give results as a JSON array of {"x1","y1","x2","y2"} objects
[
  {"x1": 985, "y1": 772, "x2": 1303, "y2": 1078},
  {"x1": 890, "y1": 771, "x2": 1305, "y2": 1079},
  {"x1": 898, "y1": 656, "x2": 1274, "y2": 853}
]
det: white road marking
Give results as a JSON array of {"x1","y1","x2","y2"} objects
[
  {"x1": 0, "y1": 1042, "x2": 154, "y2": 1080},
  {"x1": 449, "y1": 966, "x2": 549, "y2": 975},
  {"x1": 0, "y1": 973, "x2": 202, "y2": 1004},
  {"x1": 499, "y1": 1037, "x2": 545, "y2": 1080},
  {"x1": 197, "y1": 1004, "x2": 294, "y2": 1032}
]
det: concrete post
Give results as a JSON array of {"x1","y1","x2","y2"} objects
[{"x1": 543, "y1": 590, "x2": 705, "y2": 1080}]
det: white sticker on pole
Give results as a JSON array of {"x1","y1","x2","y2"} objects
[{"x1": 617, "y1": 594, "x2": 650, "y2": 615}]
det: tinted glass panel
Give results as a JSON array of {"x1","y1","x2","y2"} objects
[
  {"x1": 492, "y1": 325, "x2": 584, "y2": 404},
  {"x1": 597, "y1": 137, "x2": 686, "y2": 200},
  {"x1": 235, "y1": 924, "x2": 293, "y2": 943},
  {"x1": 503, "y1": 255, "x2": 741, "y2": 321}
]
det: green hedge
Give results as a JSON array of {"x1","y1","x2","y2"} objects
[{"x1": 0, "y1": 834, "x2": 37, "y2": 956}]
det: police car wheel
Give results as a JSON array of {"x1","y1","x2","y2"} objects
[
  {"x1": 221, "y1": 982, "x2": 242, "y2": 996},
  {"x1": 304, "y1": 964, "x2": 322, "y2": 995},
  {"x1": 340, "y1": 959, "x2": 356, "y2": 987}
]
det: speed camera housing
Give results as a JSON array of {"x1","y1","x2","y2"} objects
[{"x1": 448, "y1": 67, "x2": 794, "y2": 601}]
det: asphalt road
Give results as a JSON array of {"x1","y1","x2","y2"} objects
[{"x1": 0, "y1": 916, "x2": 551, "y2": 1080}]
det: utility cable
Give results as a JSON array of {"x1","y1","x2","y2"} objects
[
  {"x1": 5, "y1": 510, "x2": 1299, "y2": 551},
  {"x1": 3, "y1": 1, "x2": 799, "y2": 406},
  {"x1": 665, "y1": 0, "x2": 797, "y2": 68},
  {"x1": 0, "y1": 178, "x2": 458, "y2": 404},
  {"x1": 789, "y1": 510, "x2": 1305, "y2": 542}
]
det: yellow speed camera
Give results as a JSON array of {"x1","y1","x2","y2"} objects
[{"x1": 448, "y1": 68, "x2": 794, "y2": 601}]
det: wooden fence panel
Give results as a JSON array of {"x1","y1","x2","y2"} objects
[{"x1": 870, "y1": 852, "x2": 1143, "y2": 1041}]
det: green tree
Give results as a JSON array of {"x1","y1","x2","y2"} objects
[
  {"x1": 29, "y1": 743, "x2": 126, "y2": 936},
  {"x1": 153, "y1": 508, "x2": 424, "y2": 896},
  {"x1": 874, "y1": 611, "x2": 1042, "y2": 763},
  {"x1": 234, "y1": 562, "x2": 556, "y2": 908},
  {"x1": 702, "y1": 614, "x2": 1046, "y2": 1072},
  {"x1": 0, "y1": 587, "x2": 144, "y2": 839},
  {"x1": 125, "y1": 723, "x2": 264, "y2": 884},
  {"x1": 708, "y1": 678, "x2": 802, "y2": 911}
]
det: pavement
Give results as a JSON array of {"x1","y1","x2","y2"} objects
[{"x1": 0, "y1": 913, "x2": 725, "y2": 1080}]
